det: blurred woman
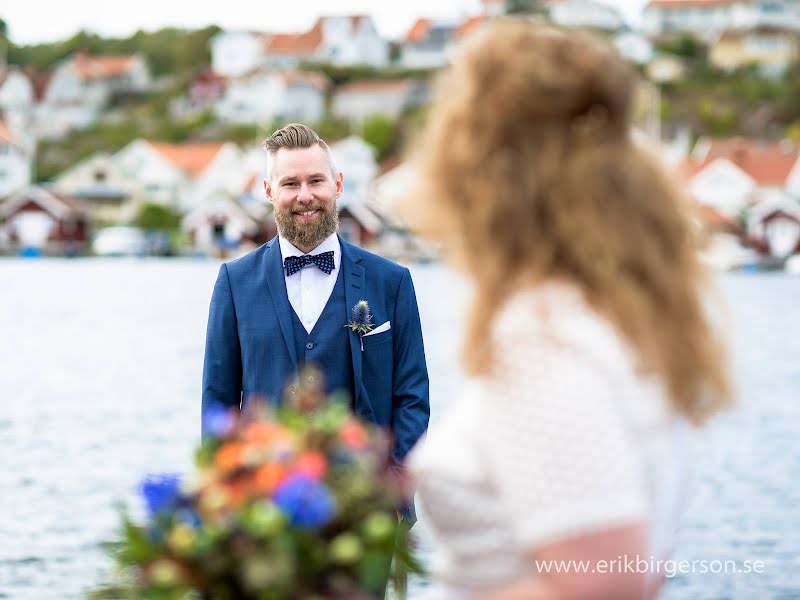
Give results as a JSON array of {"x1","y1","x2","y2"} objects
[{"x1": 407, "y1": 20, "x2": 731, "y2": 600}]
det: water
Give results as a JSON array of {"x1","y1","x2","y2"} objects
[{"x1": 1, "y1": 260, "x2": 798, "y2": 599}]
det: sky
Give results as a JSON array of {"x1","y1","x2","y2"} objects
[{"x1": 2, "y1": 0, "x2": 648, "y2": 46}]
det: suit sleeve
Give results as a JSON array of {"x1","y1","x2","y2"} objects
[
  {"x1": 201, "y1": 263, "x2": 242, "y2": 435},
  {"x1": 391, "y1": 268, "x2": 430, "y2": 462}
]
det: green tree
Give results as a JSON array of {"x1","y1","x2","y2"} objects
[
  {"x1": 361, "y1": 115, "x2": 398, "y2": 161},
  {"x1": 134, "y1": 202, "x2": 181, "y2": 231},
  {"x1": 505, "y1": 0, "x2": 546, "y2": 15}
]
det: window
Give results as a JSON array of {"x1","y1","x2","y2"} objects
[{"x1": 93, "y1": 169, "x2": 107, "y2": 183}]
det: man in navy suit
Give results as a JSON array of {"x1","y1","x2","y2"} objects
[{"x1": 201, "y1": 123, "x2": 429, "y2": 475}]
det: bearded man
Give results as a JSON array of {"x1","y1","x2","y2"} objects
[{"x1": 201, "y1": 123, "x2": 430, "y2": 498}]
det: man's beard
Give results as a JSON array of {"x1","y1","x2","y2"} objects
[{"x1": 274, "y1": 201, "x2": 339, "y2": 250}]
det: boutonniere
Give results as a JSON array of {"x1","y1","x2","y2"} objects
[{"x1": 346, "y1": 300, "x2": 374, "y2": 351}]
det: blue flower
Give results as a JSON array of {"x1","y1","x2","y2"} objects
[
  {"x1": 272, "y1": 474, "x2": 335, "y2": 529},
  {"x1": 139, "y1": 473, "x2": 182, "y2": 518},
  {"x1": 202, "y1": 402, "x2": 236, "y2": 438}
]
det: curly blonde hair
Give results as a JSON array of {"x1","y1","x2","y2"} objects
[{"x1": 408, "y1": 20, "x2": 731, "y2": 423}]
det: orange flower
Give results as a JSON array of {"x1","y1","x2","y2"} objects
[
  {"x1": 251, "y1": 462, "x2": 288, "y2": 495},
  {"x1": 225, "y1": 479, "x2": 249, "y2": 508},
  {"x1": 339, "y1": 421, "x2": 369, "y2": 450},
  {"x1": 293, "y1": 451, "x2": 328, "y2": 480},
  {"x1": 243, "y1": 422, "x2": 292, "y2": 447},
  {"x1": 215, "y1": 442, "x2": 248, "y2": 471}
]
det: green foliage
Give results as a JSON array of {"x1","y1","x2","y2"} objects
[
  {"x1": 505, "y1": 0, "x2": 547, "y2": 14},
  {"x1": 361, "y1": 116, "x2": 398, "y2": 161},
  {"x1": 696, "y1": 98, "x2": 739, "y2": 136},
  {"x1": 6, "y1": 25, "x2": 220, "y2": 76},
  {"x1": 315, "y1": 118, "x2": 353, "y2": 142},
  {"x1": 656, "y1": 34, "x2": 706, "y2": 60},
  {"x1": 135, "y1": 203, "x2": 181, "y2": 231},
  {"x1": 302, "y1": 62, "x2": 435, "y2": 86}
]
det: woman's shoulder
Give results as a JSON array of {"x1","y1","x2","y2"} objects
[{"x1": 493, "y1": 282, "x2": 630, "y2": 367}]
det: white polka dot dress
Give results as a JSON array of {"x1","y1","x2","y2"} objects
[{"x1": 409, "y1": 283, "x2": 691, "y2": 595}]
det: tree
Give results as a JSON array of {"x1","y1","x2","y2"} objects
[
  {"x1": 505, "y1": 0, "x2": 547, "y2": 15},
  {"x1": 361, "y1": 115, "x2": 398, "y2": 161},
  {"x1": 135, "y1": 202, "x2": 181, "y2": 231}
]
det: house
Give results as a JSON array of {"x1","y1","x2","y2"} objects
[
  {"x1": 399, "y1": 18, "x2": 460, "y2": 69},
  {"x1": 189, "y1": 69, "x2": 229, "y2": 105},
  {"x1": 682, "y1": 137, "x2": 800, "y2": 216},
  {"x1": 114, "y1": 139, "x2": 242, "y2": 211},
  {"x1": 52, "y1": 152, "x2": 147, "y2": 223},
  {"x1": 263, "y1": 16, "x2": 390, "y2": 69},
  {"x1": 37, "y1": 52, "x2": 151, "y2": 136},
  {"x1": 215, "y1": 69, "x2": 328, "y2": 125},
  {"x1": 709, "y1": 26, "x2": 799, "y2": 75},
  {"x1": 0, "y1": 117, "x2": 33, "y2": 199},
  {"x1": 337, "y1": 196, "x2": 383, "y2": 248},
  {"x1": 694, "y1": 203, "x2": 760, "y2": 269},
  {"x1": 329, "y1": 135, "x2": 379, "y2": 195},
  {"x1": 182, "y1": 193, "x2": 273, "y2": 258},
  {"x1": 210, "y1": 16, "x2": 389, "y2": 75},
  {"x1": 0, "y1": 185, "x2": 90, "y2": 255},
  {"x1": 745, "y1": 192, "x2": 800, "y2": 258},
  {"x1": 331, "y1": 79, "x2": 427, "y2": 122},
  {"x1": 547, "y1": 0, "x2": 626, "y2": 31},
  {"x1": 210, "y1": 30, "x2": 267, "y2": 78},
  {"x1": 0, "y1": 66, "x2": 36, "y2": 116},
  {"x1": 614, "y1": 29, "x2": 655, "y2": 65},
  {"x1": 643, "y1": 0, "x2": 800, "y2": 38}
]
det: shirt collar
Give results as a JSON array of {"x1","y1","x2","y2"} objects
[{"x1": 278, "y1": 232, "x2": 341, "y2": 268}]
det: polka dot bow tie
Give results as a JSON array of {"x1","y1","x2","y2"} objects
[{"x1": 284, "y1": 251, "x2": 335, "y2": 276}]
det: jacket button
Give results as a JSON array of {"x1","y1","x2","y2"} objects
[
  {"x1": 307, "y1": 375, "x2": 316, "y2": 383},
  {"x1": 289, "y1": 386, "x2": 297, "y2": 395},
  {"x1": 306, "y1": 342, "x2": 314, "y2": 350}
]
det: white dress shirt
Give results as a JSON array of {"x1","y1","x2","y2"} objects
[{"x1": 279, "y1": 233, "x2": 341, "y2": 334}]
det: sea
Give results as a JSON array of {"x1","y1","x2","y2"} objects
[{"x1": 1, "y1": 259, "x2": 797, "y2": 599}]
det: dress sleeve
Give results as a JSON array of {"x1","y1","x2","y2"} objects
[{"x1": 481, "y1": 327, "x2": 650, "y2": 550}]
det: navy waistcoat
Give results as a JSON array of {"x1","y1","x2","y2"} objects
[{"x1": 289, "y1": 267, "x2": 355, "y2": 402}]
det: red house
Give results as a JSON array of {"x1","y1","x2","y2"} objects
[{"x1": 1, "y1": 185, "x2": 90, "y2": 255}]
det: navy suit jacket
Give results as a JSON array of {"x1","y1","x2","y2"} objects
[{"x1": 202, "y1": 235, "x2": 430, "y2": 463}]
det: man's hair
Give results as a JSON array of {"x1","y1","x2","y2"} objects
[
  {"x1": 263, "y1": 123, "x2": 331, "y2": 154},
  {"x1": 262, "y1": 123, "x2": 335, "y2": 179}
]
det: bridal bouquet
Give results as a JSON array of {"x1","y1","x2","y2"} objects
[{"x1": 93, "y1": 369, "x2": 419, "y2": 599}]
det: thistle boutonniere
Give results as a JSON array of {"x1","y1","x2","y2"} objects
[{"x1": 346, "y1": 299, "x2": 374, "y2": 351}]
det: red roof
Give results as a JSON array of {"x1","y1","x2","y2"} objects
[
  {"x1": 0, "y1": 118, "x2": 16, "y2": 145},
  {"x1": 72, "y1": 52, "x2": 139, "y2": 81},
  {"x1": 455, "y1": 16, "x2": 487, "y2": 39},
  {"x1": 404, "y1": 18, "x2": 432, "y2": 43},
  {"x1": 264, "y1": 21, "x2": 324, "y2": 56},
  {"x1": 150, "y1": 142, "x2": 226, "y2": 176},
  {"x1": 704, "y1": 138, "x2": 798, "y2": 185},
  {"x1": 278, "y1": 69, "x2": 330, "y2": 91}
]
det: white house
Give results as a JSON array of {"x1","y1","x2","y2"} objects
[
  {"x1": 330, "y1": 135, "x2": 378, "y2": 196},
  {"x1": 113, "y1": 139, "x2": 241, "y2": 211},
  {"x1": 52, "y1": 152, "x2": 147, "y2": 223},
  {"x1": 683, "y1": 138, "x2": 800, "y2": 216},
  {"x1": 332, "y1": 79, "x2": 426, "y2": 122},
  {"x1": 0, "y1": 66, "x2": 35, "y2": 116},
  {"x1": 210, "y1": 31, "x2": 266, "y2": 78},
  {"x1": 548, "y1": 0, "x2": 626, "y2": 31},
  {"x1": 211, "y1": 15, "x2": 390, "y2": 75},
  {"x1": 263, "y1": 16, "x2": 390, "y2": 69},
  {"x1": 614, "y1": 29, "x2": 655, "y2": 64},
  {"x1": 215, "y1": 69, "x2": 328, "y2": 125},
  {"x1": 399, "y1": 18, "x2": 459, "y2": 69},
  {"x1": 746, "y1": 192, "x2": 800, "y2": 258},
  {"x1": 0, "y1": 118, "x2": 33, "y2": 199},
  {"x1": 643, "y1": 0, "x2": 800, "y2": 38},
  {"x1": 37, "y1": 52, "x2": 151, "y2": 137}
]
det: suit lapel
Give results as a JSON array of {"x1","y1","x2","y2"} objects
[
  {"x1": 264, "y1": 237, "x2": 298, "y2": 369},
  {"x1": 339, "y1": 236, "x2": 365, "y2": 403}
]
